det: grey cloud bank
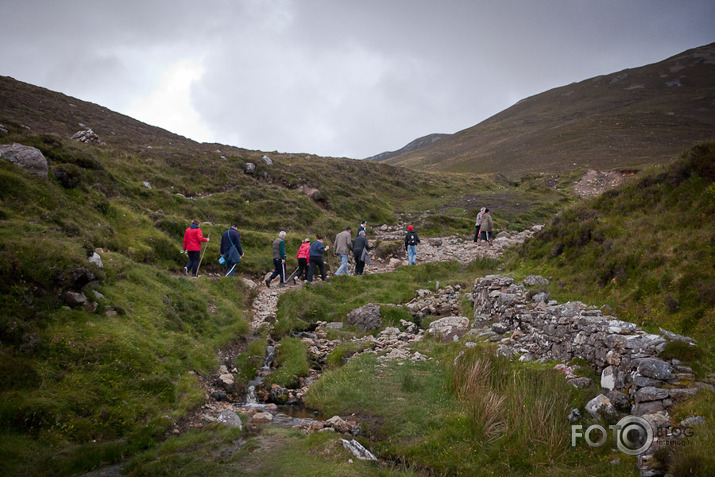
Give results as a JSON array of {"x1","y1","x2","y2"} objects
[{"x1": 1, "y1": 0, "x2": 713, "y2": 158}]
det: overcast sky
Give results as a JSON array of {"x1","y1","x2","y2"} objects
[{"x1": 1, "y1": 0, "x2": 713, "y2": 158}]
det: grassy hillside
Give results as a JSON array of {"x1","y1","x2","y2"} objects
[
  {"x1": 384, "y1": 43, "x2": 715, "y2": 177},
  {"x1": 507, "y1": 142, "x2": 715, "y2": 361},
  {"x1": 0, "y1": 78, "x2": 576, "y2": 475}
]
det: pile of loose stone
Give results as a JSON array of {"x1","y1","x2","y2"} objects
[{"x1": 468, "y1": 274, "x2": 712, "y2": 476}]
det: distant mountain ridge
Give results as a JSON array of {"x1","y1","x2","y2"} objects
[
  {"x1": 365, "y1": 133, "x2": 451, "y2": 161},
  {"x1": 383, "y1": 43, "x2": 715, "y2": 177}
]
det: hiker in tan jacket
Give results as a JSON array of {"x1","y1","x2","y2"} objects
[
  {"x1": 333, "y1": 227, "x2": 353, "y2": 276},
  {"x1": 479, "y1": 209, "x2": 494, "y2": 246}
]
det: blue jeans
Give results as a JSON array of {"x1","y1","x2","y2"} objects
[
  {"x1": 407, "y1": 245, "x2": 417, "y2": 265},
  {"x1": 335, "y1": 254, "x2": 350, "y2": 275}
]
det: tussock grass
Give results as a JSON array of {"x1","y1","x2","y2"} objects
[{"x1": 307, "y1": 344, "x2": 635, "y2": 475}]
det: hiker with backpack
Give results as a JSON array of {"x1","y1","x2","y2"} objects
[
  {"x1": 307, "y1": 235, "x2": 329, "y2": 283},
  {"x1": 220, "y1": 223, "x2": 244, "y2": 277},
  {"x1": 353, "y1": 230, "x2": 372, "y2": 275},
  {"x1": 404, "y1": 225, "x2": 420, "y2": 266},
  {"x1": 266, "y1": 231, "x2": 287, "y2": 288}
]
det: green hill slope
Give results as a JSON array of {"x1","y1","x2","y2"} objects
[
  {"x1": 385, "y1": 43, "x2": 715, "y2": 177},
  {"x1": 0, "y1": 76, "x2": 575, "y2": 475},
  {"x1": 510, "y1": 142, "x2": 715, "y2": 351}
]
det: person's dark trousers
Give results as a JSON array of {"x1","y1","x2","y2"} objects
[
  {"x1": 269, "y1": 258, "x2": 285, "y2": 283},
  {"x1": 355, "y1": 259, "x2": 365, "y2": 275},
  {"x1": 297, "y1": 258, "x2": 308, "y2": 280},
  {"x1": 307, "y1": 257, "x2": 326, "y2": 282},
  {"x1": 186, "y1": 251, "x2": 201, "y2": 276},
  {"x1": 474, "y1": 226, "x2": 480, "y2": 242}
]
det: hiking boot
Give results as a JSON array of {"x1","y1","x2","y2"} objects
[
  {"x1": 265, "y1": 278, "x2": 271, "y2": 287},
  {"x1": 279, "y1": 283, "x2": 286, "y2": 288}
]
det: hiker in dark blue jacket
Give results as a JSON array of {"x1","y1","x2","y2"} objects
[
  {"x1": 307, "y1": 235, "x2": 329, "y2": 283},
  {"x1": 220, "y1": 223, "x2": 244, "y2": 277}
]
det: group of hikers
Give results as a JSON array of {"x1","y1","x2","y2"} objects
[
  {"x1": 182, "y1": 208, "x2": 493, "y2": 280},
  {"x1": 180, "y1": 219, "x2": 423, "y2": 282},
  {"x1": 473, "y1": 207, "x2": 494, "y2": 245}
]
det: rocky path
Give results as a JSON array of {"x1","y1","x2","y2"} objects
[
  {"x1": 179, "y1": 225, "x2": 543, "y2": 445},
  {"x1": 249, "y1": 225, "x2": 542, "y2": 331}
]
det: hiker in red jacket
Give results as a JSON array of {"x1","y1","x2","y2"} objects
[
  {"x1": 295, "y1": 237, "x2": 311, "y2": 282},
  {"x1": 183, "y1": 219, "x2": 209, "y2": 276}
]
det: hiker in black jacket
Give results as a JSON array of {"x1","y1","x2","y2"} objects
[
  {"x1": 220, "y1": 223, "x2": 244, "y2": 276},
  {"x1": 404, "y1": 225, "x2": 420, "y2": 266},
  {"x1": 353, "y1": 230, "x2": 372, "y2": 275}
]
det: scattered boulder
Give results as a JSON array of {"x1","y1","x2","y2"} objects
[
  {"x1": 88, "y1": 252, "x2": 103, "y2": 269},
  {"x1": 251, "y1": 411, "x2": 274, "y2": 423},
  {"x1": 346, "y1": 304, "x2": 382, "y2": 332},
  {"x1": 0, "y1": 143, "x2": 48, "y2": 179},
  {"x1": 326, "y1": 415, "x2": 352, "y2": 433},
  {"x1": 342, "y1": 439, "x2": 377, "y2": 461},
  {"x1": 245, "y1": 162, "x2": 256, "y2": 174},
  {"x1": 585, "y1": 394, "x2": 617, "y2": 420},
  {"x1": 64, "y1": 291, "x2": 87, "y2": 307},
  {"x1": 428, "y1": 316, "x2": 469, "y2": 342},
  {"x1": 262, "y1": 155, "x2": 273, "y2": 165},
  {"x1": 217, "y1": 410, "x2": 243, "y2": 430}
]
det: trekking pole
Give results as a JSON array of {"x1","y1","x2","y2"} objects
[
  {"x1": 285, "y1": 266, "x2": 300, "y2": 282},
  {"x1": 225, "y1": 263, "x2": 237, "y2": 277},
  {"x1": 282, "y1": 261, "x2": 287, "y2": 284},
  {"x1": 196, "y1": 233, "x2": 210, "y2": 276}
]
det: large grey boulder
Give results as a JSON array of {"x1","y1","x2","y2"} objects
[
  {"x1": 346, "y1": 303, "x2": 382, "y2": 331},
  {"x1": 428, "y1": 316, "x2": 470, "y2": 342},
  {"x1": 217, "y1": 410, "x2": 243, "y2": 430},
  {"x1": 0, "y1": 143, "x2": 48, "y2": 179}
]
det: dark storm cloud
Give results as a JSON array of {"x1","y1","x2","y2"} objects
[{"x1": 1, "y1": 0, "x2": 713, "y2": 158}]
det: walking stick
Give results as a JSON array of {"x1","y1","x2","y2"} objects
[
  {"x1": 225, "y1": 263, "x2": 237, "y2": 277},
  {"x1": 285, "y1": 266, "x2": 300, "y2": 282},
  {"x1": 282, "y1": 261, "x2": 287, "y2": 284},
  {"x1": 196, "y1": 233, "x2": 210, "y2": 276}
]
